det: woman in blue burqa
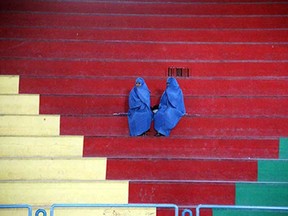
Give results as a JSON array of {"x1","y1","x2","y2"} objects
[
  {"x1": 154, "y1": 77, "x2": 186, "y2": 136},
  {"x1": 128, "y1": 77, "x2": 153, "y2": 136}
]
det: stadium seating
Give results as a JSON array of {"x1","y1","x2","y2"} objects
[{"x1": 0, "y1": 0, "x2": 287, "y2": 215}]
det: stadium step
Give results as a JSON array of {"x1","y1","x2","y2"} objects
[
  {"x1": 0, "y1": 136, "x2": 83, "y2": 158},
  {"x1": 129, "y1": 181, "x2": 288, "y2": 206},
  {"x1": 0, "y1": 207, "x2": 156, "y2": 216},
  {"x1": 39, "y1": 95, "x2": 288, "y2": 116},
  {"x1": 2, "y1": 40, "x2": 288, "y2": 60},
  {"x1": 1, "y1": 27, "x2": 288, "y2": 42},
  {"x1": 83, "y1": 137, "x2": 280, "y2": 159},
  {"x1": 0, "y1": 75, "x2": 19, "y2": 94},
  {"x1": 1, "y1": 1, "x2": 287, "y2": 15},
  {"x1": 0, "y1": 115, "x2": 60, "y2": 136},
  {"x1": 106, "y1": 158, "x2": 288, "y2": 182},
  {"x1": 0, "y1": 181, "x2": 129, "y2": 205},
  {"x1": 1, "y1": 12, "x2": 287, "y2": 29},
  {"x1": 0, "y1": 158, "x2": 106, "y2": 180},
  {"x1": 60, "y1": 115, "x2": 288, "y2": 138},
  {"x1": 1, "y1": 59, "x2": 288, "y2": 78},
  {"x1": 0, "y1": 94, "x2": 39, "y2": 115},
  {"x1": 106, "y1": 158, "x2": 258, "y2": 181},
  {"x1": 19, "y1": 76, "x2": 288, "y2": 96}
]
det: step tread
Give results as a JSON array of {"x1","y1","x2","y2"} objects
[
  {"x1": 39, "y1": 95, "x2": 288, "y2": 116},
  {"x1": 2, "y1": 40, "x2": 288, "y2": 60},
  {"x1": 2, "y1": 59, "x2": 288, "y2": 77},
  {"x1": 60, "y1": 115, "x2": 288, "y2": 138},
  {"x1": 19, "y1": 76, "x2": 288, "y2": 96},
  {"x1": 1, "y1": 13, "x2": 288, "y2": 29},
  {"x1": 83, "y1": 137, "x2": 279, "y2": 159},
  {"x1": 1, "y1": 1, "x2": 287, "y2": 15},
  {"x1": 0, "y1": 158, "x2": 107, "y2": 180},
  {"x1": 0, "y1": 136, "x2": 83, "y2": 157}
]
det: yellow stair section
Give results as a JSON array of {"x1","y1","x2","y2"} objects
[{"x1": 0, "y1": 75, "x2": 156, "y2": 216}]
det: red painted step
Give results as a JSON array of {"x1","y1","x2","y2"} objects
[
  {"x1": 83, "y1": 137, "x2": 279, "y2": 159},
  {"x1": 1, "y1": 1, "x2": 287, "y2": 15},
  {"x1": 20, "y1": 76, "x2": 288, "y2": 96},
  {"x1": 106, "y1": 158, "x2": 257, "y2": 181},
  {"x1": 40, "y1": 95, "x2": 288, "y2": 116},
  {"x1": 60, "y1": 116, "x2": 288, "y2": 138},
  {"x1": 129, "y1": 181, "x2": 235, "y2": 205},
  {"x1": 2, "y1": 59, "x2": 288, "y2": 77},
  {"x1": 2, "y1": 27, "x2": 288, "y2": 42},
  {"x1": 1, "y1": 13, "x2": 287, "y2": 29},
  {"x1": 1, "y1": 40, "x2": 287, "y2": 61},
  {"x1": 157, "y1": 208, "x2": 212, "y2": 216}
]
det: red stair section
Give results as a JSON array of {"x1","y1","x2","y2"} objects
[
  {"x1": 83, "y1": 137, "x2": 279, "y2": 159},
  {"x1": 1, "y1": 0, "x2": 287, "y2": 214},
  {"x1": 40, "y1": 95, "x2": 288, "y2": 116}
]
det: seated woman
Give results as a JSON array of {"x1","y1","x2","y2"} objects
[
  {"x1": 128, "y1": 77, "x2": 153, "y2": 136},
  {"x1": 154, "y1": 77, "x2": 186, "y2": 137}
]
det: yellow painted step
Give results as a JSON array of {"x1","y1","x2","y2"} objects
[
  {"x1": 0, "y1": 207, "x2": 156, "y2": 216},
  {"x1": 0, "y1": 75, "x2": 19, "y2": 94},
  {"x1": 0, "y1": 158, "x2": 107, "y2": 180},
  {"x1": 0, "y1": 208, "x2": 30, "y2": 216},
  {"x1": 0, "y1": 115, "x2": 60, "y2": 136},
  {"x1": 0, "y1": 94, "x2": 39, "y2": 115},
  {"x1": 53, "y1": 207, "x2": 156, "y2": 216},
  {"x1": 0, "y1": 181, "x2": 129, "y2": 205},
  {"x1": 0, "y1": 136, "x2": 83, "y2": 157}
]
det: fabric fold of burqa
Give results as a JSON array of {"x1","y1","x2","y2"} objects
[
  {"x1": 128, "y1": 77, "x2": 153, "y2": 136},
  {"x1": 154, "y1": 77, "x2": 186, "y2": 136}
]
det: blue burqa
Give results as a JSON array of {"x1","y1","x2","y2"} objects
[
  {"x1": 154, "y1": 77, "x2": 186, "y2": 136},
  {"x1": 128, "y1": 77, "x2": 153, "y2": 136}
]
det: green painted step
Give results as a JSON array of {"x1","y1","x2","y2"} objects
[
  {"x1": 236, "y1": 183, "x2": 288, "y2": 206},
  {"x1": 213, "y1": 209, "x2": 288, "y2": 216},
  {"x1": 258, "y1": 160, "x2": 288, "y2": 182},
  {"x1": 280, "y1": 138, "x2": 288, "y2": 159}
]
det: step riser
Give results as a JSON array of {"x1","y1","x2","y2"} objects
[
  {"x1": 2, "y1": 41, "x2": 288, "y2": 60},
  {"x1": 2, "y1": 13, "x2": 288, "y2": 28}
]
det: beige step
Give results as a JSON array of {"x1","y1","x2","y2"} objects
[
  {"x1": 0, "y1": 158, "x2": 107, "y2": 180},
  {"x1": 0, "y1": 75, "x2": 19, "y2": 94},
  {"x1": 0, "y1": 207, "x2": 156, "y2": 216},
  {"x1": 0, "y1": 94, "x2": 39, "y2": 115},
  {"x1": 0, "y1": 136, "x2": 83, "y2": 157},
  {"x1": 0, "y1": 115, "x2": 60, "y2": 136},
  {"x1": 0, "y1": 181, "x2": 129, "y2": 205},
  {"x1": 52, "y1": 207, "x2": 156, "y2": 216}
]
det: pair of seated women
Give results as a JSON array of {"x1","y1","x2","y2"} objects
[{"x1": 128, "y1": 77, "x2": 186, "y2": 137}]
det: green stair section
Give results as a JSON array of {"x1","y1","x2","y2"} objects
[
  {"x1": 280, "y1": 138, "x2": 288, "y2": 159},
  {"x1": 258, "y1": 160, "x2": 288, "y2": 182},
  {"x1": 236, "y1": 183, "x2": 288, "y2": 206},
  {"x1": 213, "y1": 209, "x2": 288, "y2": 216}
]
